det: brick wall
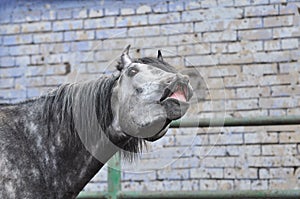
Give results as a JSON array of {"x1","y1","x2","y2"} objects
[{"x1": 0, "y1": 0, "x2": 300, "y2": 192}]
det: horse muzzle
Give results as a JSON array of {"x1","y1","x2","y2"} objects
[{"x1": 159, "y1": 77, "x2": 193, "y2": 120}]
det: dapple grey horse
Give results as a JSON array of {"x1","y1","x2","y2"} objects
[{"x1": 0, "y1": 46, "x2": 193, "y2": 198}]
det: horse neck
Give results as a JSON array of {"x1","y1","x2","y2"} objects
[{"x1": 13, "y1": 94, "x2": 115, "y2": 198}]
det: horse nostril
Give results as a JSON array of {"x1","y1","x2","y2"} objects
[{"x1": 135, "y1": 87, "x2": 143, "y2": 94}]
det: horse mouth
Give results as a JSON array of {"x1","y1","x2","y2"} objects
[
  {"x1": 160, "y1": 82, "x2": 192, "y2": 103},
  {"x1": 160, "y1": 81, "x2": 193, "y2": 120}
]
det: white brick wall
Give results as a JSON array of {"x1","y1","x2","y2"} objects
[{"x1": 0, "y1": 0, "x2": 299, "y2": 193}]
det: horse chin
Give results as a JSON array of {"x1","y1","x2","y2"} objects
[
  {"x1": 144, "y1": 119, "x2": 171, "y2": 142},
  {"x1": 161, "y1": 98, "x2": 190, "y2": 120}
]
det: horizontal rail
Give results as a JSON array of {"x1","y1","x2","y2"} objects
[
  {"x1": 118, "y1": 190, "x2": 300, "y2": 199},
  {"x1": 78, "y1": 190, "x2": 300, "y2": 199},
  {"x1": 170, "y1": 115, "x2": 300, "y2": 128}
]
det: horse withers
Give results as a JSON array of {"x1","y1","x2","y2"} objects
[{"x1": 0, "y1": 46, "x2": 193, "y2": 199}]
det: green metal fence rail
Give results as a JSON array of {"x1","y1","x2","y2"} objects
[{"x1": 77, "y1": 115, "x2": 300, "y2": 199}]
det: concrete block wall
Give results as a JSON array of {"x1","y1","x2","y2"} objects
[{"x1": 0, "y1": 0, "x2": 299, "y2": 193}]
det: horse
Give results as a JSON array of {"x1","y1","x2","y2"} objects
[{"x1": 0, "y1": 45, "x2": 193, "y2": 199}]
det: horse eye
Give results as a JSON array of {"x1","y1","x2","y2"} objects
[{"x1": 127, "y1": 67, "x2": 139, "y2": 77}]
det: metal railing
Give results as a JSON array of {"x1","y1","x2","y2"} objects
[{"x1": 77, "y1": 115, "x2": 300, "y2": 199}]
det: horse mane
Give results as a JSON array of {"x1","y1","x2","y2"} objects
[{"x1": 41, "y1": 75, "x2": 145, "y2": 160}]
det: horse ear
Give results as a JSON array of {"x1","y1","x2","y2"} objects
[
  {"x1": 157, "y1": 50, "x2": 164, "y2": 62},
  {"x1": 119, "y1": 45, "x2": 132, "y2": 71}
]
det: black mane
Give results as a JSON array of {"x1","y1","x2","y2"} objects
[{"x1": 41, "y1": 75, "x2": 145, "y2": 160}]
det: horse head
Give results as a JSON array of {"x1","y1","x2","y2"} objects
[{"x1": 110, "y1": 45, "x2": 193, "y2": 142}]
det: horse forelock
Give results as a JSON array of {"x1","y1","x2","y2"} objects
[
  {"x1": 116, "y1": 57, "x2": 177, "y2": 74},
  {"x1": 134, "y1": 57, "x2": 177, "y2": 73}
]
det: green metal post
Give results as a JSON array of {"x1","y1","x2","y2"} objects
[{"x1": 107, "y1": 152, "x2": 121, "y2": 199}]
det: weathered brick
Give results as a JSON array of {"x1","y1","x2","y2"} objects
[
  {"x1": 0, "y1": 56, "x2": 15, "y2": 67},
  {"x1": 185, "y1": 55, "x2": 218, "y2": 66},
  {"x1": 191, "y1": 168, "x2": 223, "y2": 179},
  {"x1": 244, "y1": 132, "x2": 278, "y2": 144},
  {"x1": 260, "y1": 97, "x2": 298, "y2": 108},
  {"x1": 245, "y1": 5, "x2": 279, "y2": 17},
  {"x1": 203, "y1": 30, "x2": 237, "y2": 42},
  {"x1": 0, "y1": 78, "x2": 14, "y2": 89},
  {"x1": 264, "y1": 40, "x2": 281, "y2": 51},
  {"x1": 236, "y1": 87, "x2": 270, "y2": 98},
  {"x1": 161, "y1": 23, "x2": 194, "y2": 35},
  {"x1": 157, "y1": 168, "x2": 189, "y2": 180},
  {"x1": 64, "y1": 30, "x2": 95, "y2": 41},
  {"x1": 251, "y1": 180, "x2": 268, "y2": 190},
  {"x1": 271, "y1": 85, "x2": 294, "y2": 97},
  {"x1": 234, "y1": 180, "x2": 251, "y2": 190},
  {"x1": 116, "y1": 15, "x2": 147, "y2": 27},
  {"x1": 242, "y1": 64, "x2": 277, "y2": 76},
  {"x1": 209, "y1": 133, "x2": 244, "y2": 145},
  {"x1": 262, "y1": 144, "x2": 297, "y2": 156},
  {"x1": 34, "y1": 32, "x2": 63, "y2": 43},
  {"x1": 0, "y1": 24, "x2": 20, "y2": 35},
  {"x1": 119, "y1": 8, "x2": 135, "y2": 15},
  {"x1": 195, "y1": 20, "x2": 229, "y2": 32},
  {"x1": 135, "y1": 37, "x2": 168, "y2": 48},
  {"x1": 219, "y1": 53, "x2": 254, "y2": 65},
  {"x1": 279, "y1": 132, "x2": 300, "y2": 143},
  {"x1": 104, "y1": 7, "x2": 120, "y2": 16},
  {"x1": 21, "y1": 22, "x2": 51, "y2": 33},
  {"x1": 9, "y1": 44, "x2": 39, "y2": 56},
  {"x1": 41, "y1": 10, "x2": 56, "y2": 21},
  {"x1": 279, "y1": 3, "x2": 300, "y2": 14},
  {"x1": 230, "y1": 18, "x2": 263, "y2": 30},
  {"x1": 273, "y1": 27, "x2": 300, "y2": 38},
  {"x1": 281, "y1": 38, "x2": 299, "y2": 50},
  {"x1": 57, "y1": 9, "x2": 72, "y2": 20},
  {"x1": 45, "y1": 75, "x2": 68, "y2": 86},
  {"x1": 71, "y1": 41, "x2": 95, "y2": 52},
  {"x1": 148, "y1": 13, "x2": 180, "y2": 24},
  {"x1": 253, "y1": 51, "x2": 292, "y2": 63},
  {"x1": 259, "y1": 74, "x2": 297, "y2": 86},
  {"x1": 89, "y1": 8, "x2": 104, "y2": 18},
  {"x1": 26, "y1": 65, "x2": 68, "y2": 77},
  {"x1": 279, "y1": 62, "x2": 299, "y2": 73},
  {"x1": 0, "y1": 67, "x2": 24, "y2": 78},
  {"x1": 128, "y1": 26, "x2": 160, "y2": 37},
  {"x1": 72, "y1": 8, "x2": 88, "y2": 19},
  {"x1": 96, "y1": 28, "x2": 127, "y2": 40},
  {"x1": 200, "y1": 179, "x2": 218, "y2": 190},
  {"x1": 224, "y1": 75, "x2": 258, "y2": 88},
  {"x1": 136, "y1": 5, "x2": 152, "y2": 14},
  {"x1": 27, "y1": 87, "x2": 55, "y2": 98},
  {"x1": 26, "y1": 76, "x2": 45, "y2": 87},
  {"x1": 53, "y1": 20, "x2": 83, "y2": 31},
  {"x1": 264, "y1": 15, "x2": 294, "y2": 27},
  {"x1": 235, "y1": 0, "x2": 269, "y2": 6},
  {"x1": 3, "y1": 34, "x2": 32, "y2": 45},
  {"x1": 224, "y1": 168, "x2": 258, "y2": 179},
  {"x1": 0, "y1": 89, "x2": 26, "y2": 99},
  {"x1": 181, "y1": 10, "x2": 204, "y2": 22},
  {"x1": 239, "y1": 29, "x2": 272, "y2": 40}
]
